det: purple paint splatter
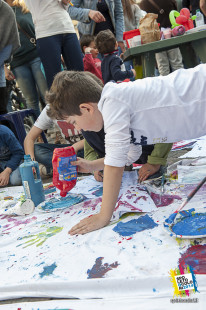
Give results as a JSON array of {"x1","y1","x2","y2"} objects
[{"x1": 87, "y1": 257, "x2": 119, "y2": 279}]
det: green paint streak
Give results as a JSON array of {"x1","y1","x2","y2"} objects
[{"x1": 17, "y1": 226, "x2": 63, "y2": 248}]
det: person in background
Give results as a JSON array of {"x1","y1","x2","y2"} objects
[
  {"x1": 121, "y1": 0, "x2": 145, "y2": 31},
  {"x1": 139, "y1": 0, "x2": 184, "y2": 76},
  {"x1": 200, "y1": 0, "x2": 206, "y2": 15},
  {"x1": 4, "y1": 0, "x2": 48, "y2": 117},
  {"x1": 183, "y1": 0, "x2": 206, "y2": 22},
  {"x1": 80, "y1": 34, "x2": 103, "y2": 82},
  {"x1": 24, "y1": 105, "x2": 84, "y2": 176},
  {"x1": 95, "y1": 30, "x2": 136, "y2": 84},
  {"x1": 0, "y1": 0, "x2": 20, "y2": 115},
  {"x1": 0, "y1": 124, "x2": 24, "y2": 186},
  {"x1": 24, "y1": 0, "x2": 83, "y2": 89},
  {"x1": 69, "y1": 0, "x2": 126, "y2": 53}
]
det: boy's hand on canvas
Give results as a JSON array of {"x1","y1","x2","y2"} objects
[
  {"x1": 71, "y1": 157, "x2": 93, "y2": 173},
  {"x1": 138, "y1": 163, "x2": 160, "y2": 183},
  {"x1": 0, "y1": 168, "x2": 12, "y2": 187},
  {"x1": 94, "y1": 170, "x2": 103, "y2": 182},
  {"x1": 69, "y1": 213, "x2": 110, "y2": 235}
]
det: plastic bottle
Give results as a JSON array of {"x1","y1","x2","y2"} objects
[
  {"x1": 52, "y1": 146, "x2": 77, "y2": 197},
  {"x1": 196, "y1": 9, "x2": 204, "y2": 27},
  {"x1": 20, "y1": 155, "x2": 45, "y2": 206}
]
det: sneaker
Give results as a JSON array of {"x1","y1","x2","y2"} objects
[{"x1": 39, "y1": 164, "x2": 53, "y2": 177}]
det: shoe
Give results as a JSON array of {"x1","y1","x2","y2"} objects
[{"x1": 39, "y1": 164, "x2": 53, "y2": 177}]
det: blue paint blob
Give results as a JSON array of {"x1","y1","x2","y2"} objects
[
  {"x1": 113, "y1": 214, "x2": 158, "y2": 236},
  {"x1": 153, "y1": 288, "x2": 156, "y2": 292},
  {"x1": 172, "y1": 212, "x2": 206, "y2": 236},
  {"x1": 39, "y1": 263, "x2": 57, "y2": 278},
  {"x1": 39, "y1": 194, "x2": 85, "y2": 211},
  {"x1": 92, "y1": 187, "x2": 103, "y2": 197},
  {"x1": 166, "y1": 213, "x2": 177, "y2": 224}
]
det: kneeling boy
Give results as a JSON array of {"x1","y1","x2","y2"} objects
[{"x1": 46, "y1": 65, "x2": 206, "y2": 235}]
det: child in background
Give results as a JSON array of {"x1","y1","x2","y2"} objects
[
  {"x1": 46, "y1": 65, "x2": 206, "y2": 235},
  {"x1": 0, "y1": 124, "x2": 24, "y2": 186},
  {"x1": 80, "y1": 35, "x2": 103, "y2": 83},
  {"x1": 95, "y1": 30, "x2": 136, "y2": 84}
]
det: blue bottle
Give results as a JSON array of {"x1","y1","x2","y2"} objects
[{"x1": 20, "y1": 155, "x2": 45, "y2": 207}]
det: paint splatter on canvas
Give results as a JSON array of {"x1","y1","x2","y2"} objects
[
  {"x1": 113, "y1": 214, "x2": 158, "y2": 236},
  {"x1": 87, "y1": 257, "x2": 119, "y2": 279},
  {"x1": 179, "y1": 244, "x2": 206, "y2": 274}
]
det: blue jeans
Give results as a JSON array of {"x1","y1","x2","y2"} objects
[
  {"x1": 34, "y1": 143, "x2": 84, "y2": 173},
  {"x1": 37, "y1": 33, "x2": 84, "y2": 88},
  {"x1": 12, "y1": 57, "x2": 48, "y2": 117},
  {"x1": 0, "y1": 161, "x2": 22, "y2": 186}
]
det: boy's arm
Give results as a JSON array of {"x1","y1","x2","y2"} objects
[
  {"x1": 111, "y1": 57, "x2": 135, "y2": 81},
  {"x1": 138, "y1": 143, "x2": 173, "y2": 182},
  {"x1": 24, "y1": 126, "x2": 43, "y2": 161},
  {"x1": 72, "y1": 139, "x2": 84, "y2": 153},
  {"x1": 69, "y1": 165, "x2": 124, "y2": 235},
  {"x1": 1, "y1": 130, "x2": 24, "y2": 172}
]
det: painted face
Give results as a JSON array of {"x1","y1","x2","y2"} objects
[
  {"x1": 88, "y1": 41, "x2": 99, "y2": 59},
  {"x1": 66, "y1": 105, "x2": 103, "y2": 132}
]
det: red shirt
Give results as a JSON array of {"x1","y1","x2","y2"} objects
[{"x1": 83, "y1": 53, "x2": 104, "y2": 83}]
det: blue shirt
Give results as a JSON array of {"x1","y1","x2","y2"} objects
[
  {"x1": 0, "y1": 125, "x2": 24, "y2": 171},
  {"x1": 101, "y1": 51, "x2": 134, "y2": 84}
]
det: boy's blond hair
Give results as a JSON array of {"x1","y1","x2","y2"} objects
[{"x1": 46, "y1": 71, "x2": 103, "y2": 120}]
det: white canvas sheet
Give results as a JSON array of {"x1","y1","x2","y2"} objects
[{"x1": 0, "y1": 172, "x2": 206, "y2": 302}]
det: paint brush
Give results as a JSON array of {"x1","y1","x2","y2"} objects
[{"x1": 167, "y1": 175, "x2": 206, "y2": 225}]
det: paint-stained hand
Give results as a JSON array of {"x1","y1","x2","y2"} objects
[
  {"x1": 94, "y1": 171, "x2": 103, "y2": 182},
  {"x1": 71, "y1": 157, "x2": 93, "y2": 173},
  {"x1": 138, "y1": 163, "x2": 160, "y2": 183},
  {"x1": 69, "y1": 213, "x2": 110, "y2": 235}
]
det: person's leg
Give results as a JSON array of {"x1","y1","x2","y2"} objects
[
  {"x1": 9, "y1": 167, "x2": 22, "y2": 186},
  {"x1": 0, "y1": 161, "x2": 22, "y2": 186},
  {"x1": 167, "y1": 48, "x2": 184, "y2": 72},
  {"x1": 29, "y1": 57, "x2": 48, "y2": 102},
  {"x1": 36, "y1": 35, "x2": 62, "y2": 88},
  {"x1": 0, "y1": 87, "x2": 8, "y2": 115},
  {"x1": 12, "y1": 64, "x2": 41, "y2": 117},
  {"x1": 155, "y1": 51, "x2": 170, "y2": 76},
  {"x1": 61, "y1": 33, "x2": 84, "y2": 71},
  {"x1": 135, "y1": 145, "x2": 155, "y2": 164}
]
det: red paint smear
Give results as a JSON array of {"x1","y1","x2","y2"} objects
[
  {"x1": 126, "y1": 237, "x2": 132, "y2": 240},
  {"x1": 118, "y1": 241, "x2": 122, "y2": 244},
  {"x1": 179, "y1": 245, "x2": 206, "y2": 274},
  {"x1": 150, "y1": 192, "x2": 181, "y2": 207}
]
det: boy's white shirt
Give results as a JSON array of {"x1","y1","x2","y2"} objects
[
  {"x1": 98, "y1": 64, "x2": 206, "y2": 167},
  {"x1": 24, "y1": 0, "x2": 75, "y2": 39},
  {"x1": 34, "y1": 106, "x2": 79, "y2": 141}
]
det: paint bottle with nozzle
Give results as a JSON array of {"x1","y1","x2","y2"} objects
[
  {"x1": 52, "y1": 146, "x2": 77, "y2": 197},
  {"x1": 20, "y1": 155, "x2": 45, "y2": 207}
]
